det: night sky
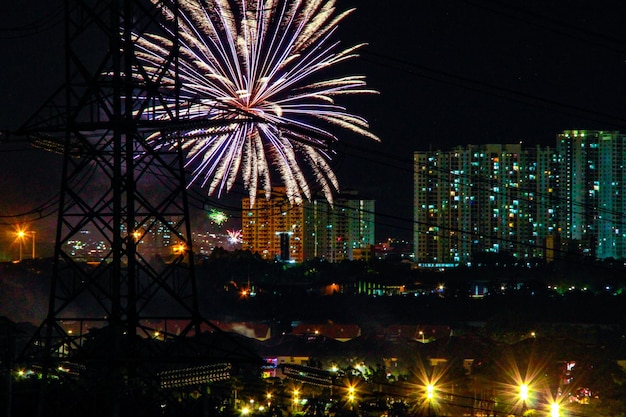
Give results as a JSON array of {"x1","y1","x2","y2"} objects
[{"x1": 2, "y1": 0, "x2": 626, "y2": 255}]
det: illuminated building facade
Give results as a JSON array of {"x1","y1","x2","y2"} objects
[
  {"x1": 414, "y1": 144, "x2": 558, "y2": 265},
  {"x1": 242, "y1": 188, "x2": 305, "y2": 262},
  {"x1": 414, "y1": 131, "x2": 626, "y2": 264},
  {"x1": 302, "y1": 191, "x2": 375, "y2": 262},
  {"x1": 556, "y1": 130, "x2": 626, "y2": 259},
  {"x1": 242, "y1": 189, "x2": 375, "y2": 263}
]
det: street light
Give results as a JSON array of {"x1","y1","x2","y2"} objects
[
  {"x1": 347, "y1": 386, "x2": 356, "y2": 402},
  {"x1": 16, "y1": 230, "x2": 24, "y2": 261},
  {"x1": 292, "y1": 388, "x2": 300, "y2": 413},
  {"x1": 519, "y1": 383, "x2": 529, "y2": 402},
  {"x1": 519, "y1": 383, "x2": 529, "y2": 414},
  {"x1": 14, "y1": 228, "x2": 36, "y2": 261},
  {"x1": 426, "y1": 384, "x2": 435, "y2": 400},
  {"x1": 344, "y1": 383, "x2": 359, "y2": 413},
  {"x1": 419, "y1": 330, "x2": 425, "y2": 343},
  {"x1": 549, "y1": 402, "x2": 560, "y2": 417},
  {"x1": 424, "y1": 383, "x2": 436, "y2": 417},
  {"x1": 173, "y1": 243, "x2": 187, "y2": 255}
]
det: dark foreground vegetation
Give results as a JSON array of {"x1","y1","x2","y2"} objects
[{"x1": 1, "y1": 250, "x2": 626, "y2": 416}]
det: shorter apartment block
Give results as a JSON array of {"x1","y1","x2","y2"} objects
[{"x1": 242, "y1": 188, "x2": 375, "y2": 262}]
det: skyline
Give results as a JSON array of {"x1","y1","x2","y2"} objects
[
  {"x1": 2, "y1": 4, "x2": 625, "y2": 414},
  {"x1": 413, "y1": 132, "x2": 626, "y2": 266},
  {"x1": 335, "y1": 0, "x2": 626, "y2": 240},
  {"x1": 2, "y1": 1, "x2": 626, "y2": 248}
]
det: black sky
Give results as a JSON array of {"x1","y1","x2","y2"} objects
[
  {"x1": 2, "y1": 0, "x2": 626, "y2": 252},
  {"x1": 335, "y1": 0, "x2": 626, "y2": 239}
]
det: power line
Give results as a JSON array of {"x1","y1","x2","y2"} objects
[
  {"x1": 4, "y1": 0, "x2": 626, "y2": 268},
  {"x1": 360, "y1": 49, "x2": 626, "y2": 130},
  {"x1": 463, "y1": 0, "x2": 626, "y2": 56},
  {"x1": 0, "y1": 5, "x2": 64, "y2": 39}
]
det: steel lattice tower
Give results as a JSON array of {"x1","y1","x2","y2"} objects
[{"x1": 16, "y1": 1, "x2": 258, "y2": 415}]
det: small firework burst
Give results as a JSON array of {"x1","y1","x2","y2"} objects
[
  {"x1": 208, "y1": 209, "x2": 229, "y2": 226},
  {"x1": 227, "y1": 229, "x2": 243, "y2": 244}
]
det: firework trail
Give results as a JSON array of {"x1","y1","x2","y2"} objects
[{"x1": 135, "y1": 0, "x2": 378, "y2": 205}]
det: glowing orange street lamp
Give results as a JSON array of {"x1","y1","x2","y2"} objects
[
  {"x1": 15, "y1": 228, "x2": 36, "y2": 261},
  {"x1": 16, "y1": 230, "x2": 25, "y2": 261},
  {"x1": 426, "y1": 384, "x2": 435, "y2": 400},
  {"x1": 292, "y1": 388, "x2": 300, "y2": 413},
  {"x1": 173, "y1": 243, "x2": 187, "y2": 255},
  {"x1": 347, "y1": 385, "x2": 356, "y2": 402},
  {"x1": 424, "y1": 383, "x2": 436, "y2": 417}
]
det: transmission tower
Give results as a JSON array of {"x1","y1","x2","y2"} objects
[{"x1": 16, "y1": 1, "x2": 258, "y2": 415}]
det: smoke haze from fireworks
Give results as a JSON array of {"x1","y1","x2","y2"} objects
[{"x1": 136, "y1": 0, "x2": 378, "y2": 206}]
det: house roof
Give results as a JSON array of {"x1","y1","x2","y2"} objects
[
  {"x1": 291, "y1": 323, "x2": 361, "y2": 340},
  {"x1": 210, "y1": 320, "x2": 270, "y2": 340}
]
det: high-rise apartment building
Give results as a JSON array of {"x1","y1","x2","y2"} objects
[
  {"x1": 414, "y1": 130, "x2": 626, "y2": 264},
  {"x1": 557, "y1": 130, "x2": 626, "y2": 259},
  {"x1": 414, "y1": 144, "x2": 557, "y2": 265},
  {"x1": 242, "y1": 188, "x2": 305, "y2": 262},
  {"x1": 242, "y1": 188, "x2": 375, "y2": 262}
]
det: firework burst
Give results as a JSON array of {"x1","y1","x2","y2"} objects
[
  {"x1": 227, "y1": 229, "x2": 243, "y2": 244},
  {"x1": 208, "y1": 209, "x2": 228, "y2": 226},
  {"x1": 136, "y1": 0, "x2": 378, "y2": 205}
]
